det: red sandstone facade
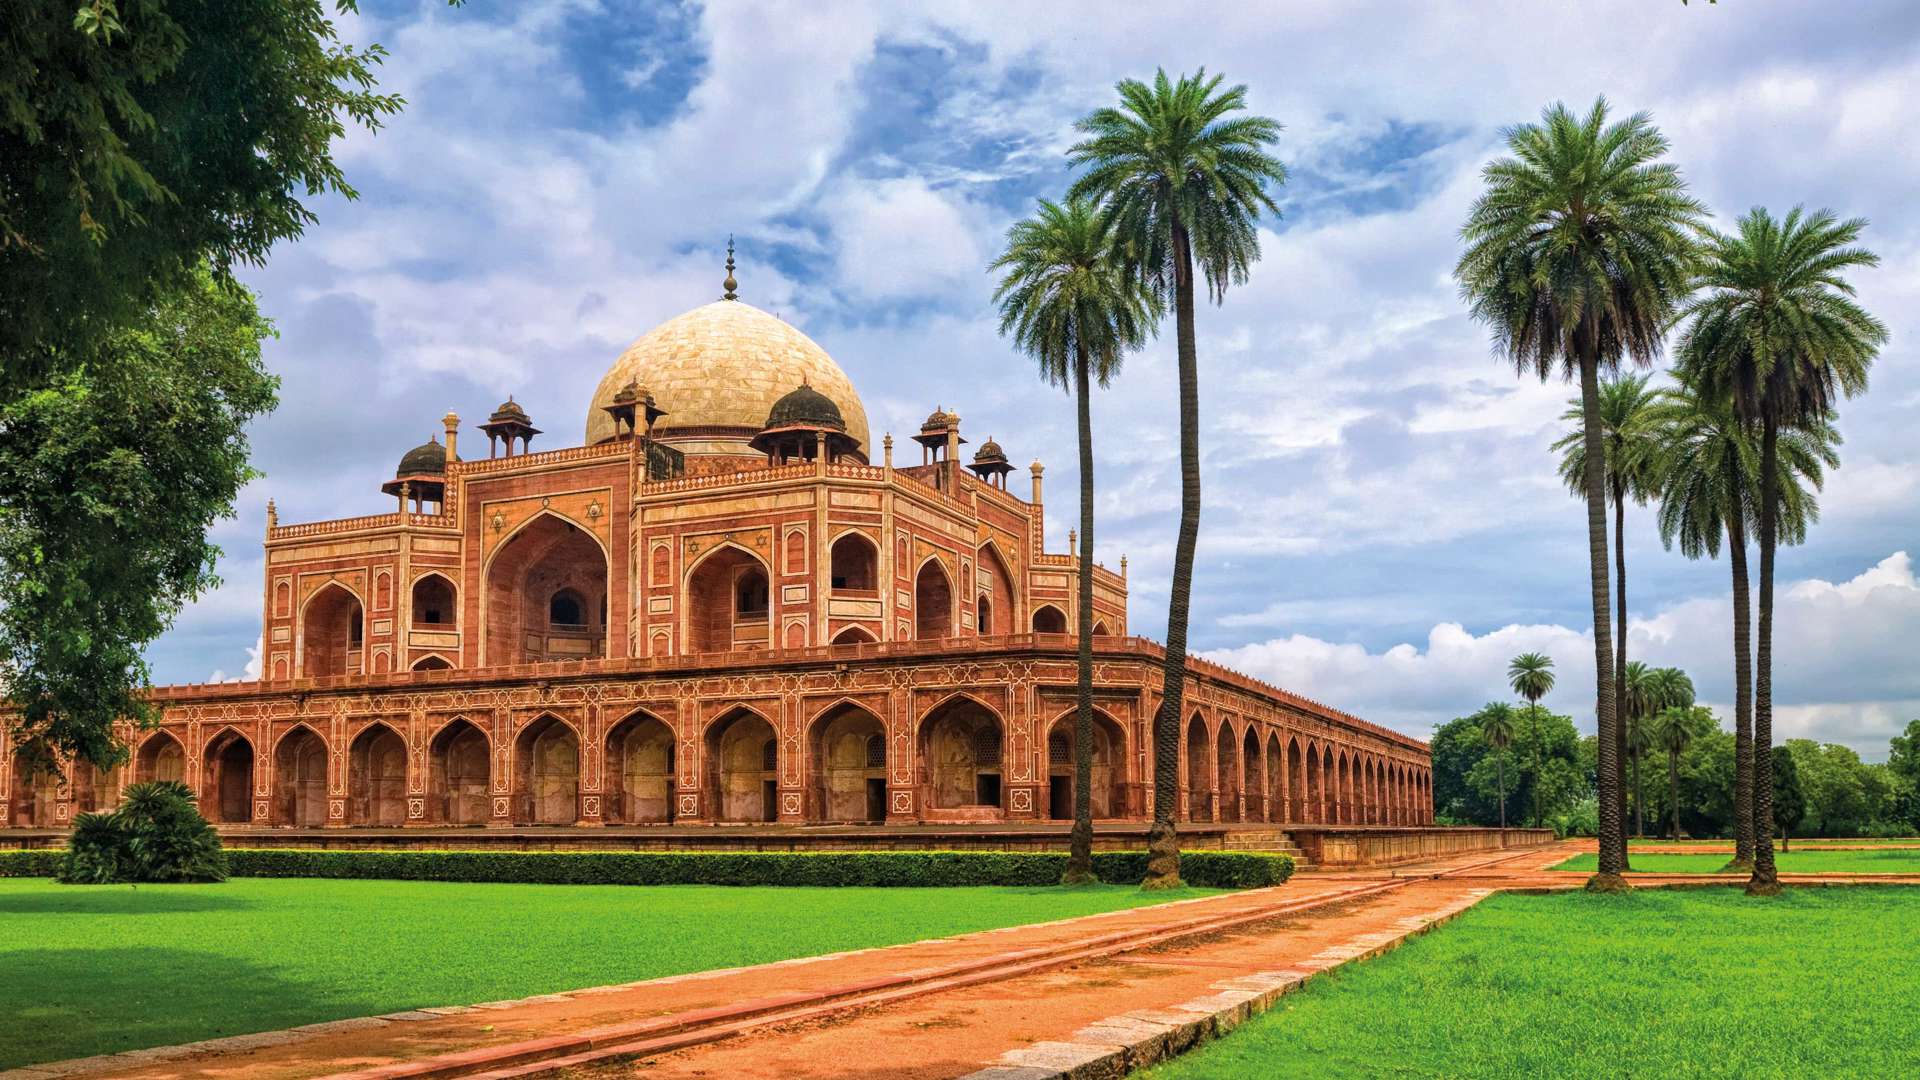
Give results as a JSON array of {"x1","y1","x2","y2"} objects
[{"x1": 2, "y1": 296, "x2": 1432, "y2": 832}]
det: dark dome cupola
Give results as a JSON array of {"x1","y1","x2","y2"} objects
[
  {"x1": 750, "y1": 381, "x2": 865, "y2": 466},
  {"x1": 383, "y1": 434, "x2": 455, "y2": 511}
]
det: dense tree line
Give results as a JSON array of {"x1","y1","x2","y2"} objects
[{"x1": 1436, "y1": 712, "x2": 1920, "y2": 840}]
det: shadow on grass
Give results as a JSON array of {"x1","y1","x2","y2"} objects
[{"x1": 0, "y1": 947, "x2": 371, "y2": 1070}]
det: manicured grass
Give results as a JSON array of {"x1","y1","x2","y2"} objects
[
  {"x1": 1141, "y1": 888, "x2": 1920, "y2": 1079},
  {"x1": 1628, "y1": 837, "x2": 1920, "y2": 848},
  {"x1": 1552, "y1": 849, "x2": 1920, "y2": 873},
  {"x1": 0, "y1": 877, "x2": 1214, "y2": 1069}
]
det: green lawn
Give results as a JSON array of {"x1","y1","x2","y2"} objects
[
  {"x1": 1628, "y1": 837, "x2": 1920, "y2": 848},
  {"x1": 1141, "y1": 888, "x2": 1920, "y2": 1079},
  {"x1": 1552, "y1": 849, "x2": 1920, "y2": 873},
  {"x1": 0, "y1": 877, "x2": 1212, "y2": 1069}
]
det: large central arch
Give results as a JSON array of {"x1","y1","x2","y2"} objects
[
  {"x1": 918, "y1": 696, "x2": 1004, "y2": 812},
  {"x1": 810, "y1": 703, "x2": 887, "y2": 823},
  {"x1": 705, "y1": 708, "x2": 779, "y2": 822},
  {"x1": 685, "y1": 544, "x2": 771, "y2": 654},
  {"x1": 301, "y1": 582, "x2": 364, "y2": 678},
  {"x1": 485, "y1": 514, "x2": 608, "y2": 665},
  {"x1": 606, "y1": 710, "x2": 675, "y2": 824}
]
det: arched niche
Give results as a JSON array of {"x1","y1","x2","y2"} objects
[
  {"x1": 275, "y1": 726, "x2": 329, "y2": 827},
  {"x1": 429, "y1": 719, "x2": 491, "y2": 825},
  {"x1": 1184, "y1": 714, "x2": 1211, "y2": 822},
  {"x1": 302, "y1": 582, "x2": 364, "y2": 677},
  {"x1": 605, "y1": 711, "x2": 675, "y2": 824},
  {"x1": 348, "y1": 723, "x2": 408, "y2": 826},
  {"x1": 975, "y1": 543, "x2": 1016, "y2": 636},
  {"x1": 829, "y1": 532, "x2": 878, "y2": 592},
  {"x1": 913, "y1": 559, "x2": 953, "y2": 640},
  {"x1": 513, "y1": 715, "x2": 579, "y2": 825},
  {"x1": 202, "y1": 729, "x2": 256, "y2": 824},
  {"x1": 411, "y1": 572, "x2": 457, "y2": 627},
  {"x1": 810, "y1": 704, "x2": 887, "y2": 823},
  {"x1": 917, "y1": 697, "x2": 1004, "y2": 812},
  {"x1": 685, "y1": 545, "x2": 771, "y2": 654},
  {"x1": 1032, "y1": 605, "x2": 1067, "y2": 634},
  {"x1": 1043, "y1": 709, "x2": 1126, "y2": 820},
  {"x1": 704, "y1": 709, "x2": 779, "y2": 822},
  {"x1": 485, "y1": 515, "x2": 608, "y2": 665}
]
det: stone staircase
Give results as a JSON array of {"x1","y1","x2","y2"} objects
[{"x1": 1217, "y1": 827, "x2": 1312, "y2": 869}]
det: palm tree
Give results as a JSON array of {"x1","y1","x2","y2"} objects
[
  {"x1": 1552, "y1": 372, "x2": 1662, "y2": 783},
  {"x1": 1620, "y1": 661, "x2": 1654, "y2": 837},
  {"x1": 1480, "y1": 703, "x2": 1517, "y2": 830},
  {"x1": 1651, "y1": 705, "x2": 1698, "y2": 840},
  {"x1": 992, "y1": 197, "x2": 1158, "y2": 885},
  {"x1": 1649, "y1": 372, "x2": 1839, "y2": 872},
  {"x1": 1068, "y1": 70, "x2": 1286, "y2": 889},
  {"x1": 1624, "y1": 709, "x2": 1653, "y2": 838},
  {"x1": 1676, "y1": 206, "x2": 1885, "y2": 894},
  {"x1": 1506, "y1": 653, "x2": 1555, "y2": 827},
  {"x1": 1456, "y1": 99, "x2": 1703, "y2": 891}
]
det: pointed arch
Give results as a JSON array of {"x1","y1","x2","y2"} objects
[
  {"x1": 1031, "y1": 604, "x2": 1067, "y2": 634},
  {"x1": 134, "y1": 729, "x2": 187, "y2": 785},
  {"x1": 484, "y1": 512, "x2": 610, "y2": 665},
  {"x1": 429, "y1": 716, "x2": 491, "y2": 824},
  {"x1": 1265, "y1": 732, "x2": 1284, "y2": 823},
  {"x1": 1242, "y1": 726, "x2": 1266, "y2": 823},
  {"x1": 1041, "y1": 706, "x2": 1128, "y2": 820},
  {"x1": 917, "y1": 694, "x2": 1005, "y2": 812},
  {"x1": 605, "y1": 708, "x2": 675, "y2": 824},
  {"x1": 1185, "y1": 712, "x2": 1212, "y2": 822},
  {"x1": 704, "y1": 706, "x2": 780, "y2": 822},
  {"x1": 410, "y1": 570, "x2": 459, "y2": 628},
  {"x1": 830, "y1": 624, "x2": 878, "y2": 646},
  {"x1": 974, "y1": 540, "x2": 1017, "y2": 637},
  {"x1": 299, "y1": 580, "x2": 365, "y2": 678},
  {"x1": 273, "y1": 723, "x2": 330, "y2": 826},
  {"x1": 513, "y1": 713, "x2": 580, "y2": 824},
  {"x1": 809, "y1": 702, "x2": 888, "y2": 823},
  {"x1": 411, "y1": 653, "x2": 455, "y2": 671},
  {"x1": 1215, "y1": 722, "x2": 1242, "y2": 823},
  {"x1": 828, "y1": 529, "x2": 880, "y2": 593},
  {"x1": 913, "y1": 556, "x2": 954, "y2": 640},
  {"x1": 684, "y1": 541, "x2": 772, "y2": 654},
  {"x1": 201, "y1": 727, "x2": 256, "y2": 824},
  {"x1": 348, "y1": 721, "x2": 408, "y2": 826}
]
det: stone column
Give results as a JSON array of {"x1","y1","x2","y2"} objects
[
  {"x1": 886, "y1": 687, "x2": 915, "y2": 822},
  {"x1": 577, "y1": 702, "x2": 604, "y2": 826},
  {"x1": 488, "y1": 708, "x2": 513, "y2": 827},
  {"x1": 779, "y1": 694, "x2": 806, "y2": 823}
]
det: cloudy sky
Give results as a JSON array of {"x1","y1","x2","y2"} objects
[{"x1": 153, "y1": 1, "x2": 1920, "y2": 759}]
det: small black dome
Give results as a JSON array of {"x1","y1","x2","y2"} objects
[
  {"x1": 490, "y1": 396, "x2": 530, "y2": 423},
  {"x1": 973, "y1": 436, "x2": 1007, "y2": 464},
  {"x1": 765, "y1": 382, "x2": 845, "y2": 431},
  {"x1": 395, "y1": 436, "x2": 448, "y2": 477}
]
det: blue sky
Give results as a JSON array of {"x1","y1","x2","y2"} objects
[{"x1": 151, "y1": 1, "x2": 1920, "y2": 757}]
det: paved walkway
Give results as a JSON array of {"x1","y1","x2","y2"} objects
[{"x1": 19, "y1": 843, "x2": 1915, "y2": 1080}]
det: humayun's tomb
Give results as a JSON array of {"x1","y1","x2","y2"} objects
[{"x1": 2, "y1": 264, "x2": 1438, "y2": 855}]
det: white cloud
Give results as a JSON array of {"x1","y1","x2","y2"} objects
[{"x1": 1207, "y1": 553, "x2": 1920, "y2": 758}]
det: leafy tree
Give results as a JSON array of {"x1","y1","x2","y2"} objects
[
  {"x1": 1772, "y1": 746, "x2": 1805, "y2": 850},
  {"x1": 1, "y1": 269, "x2": 277, "y2": 771},
  {"x1": 1507, "y1": 652, "x2": 1555, "y2": 826},
  {"x1": 1649, "y1": 369, "x2": 1838, "y2": 870},
  {"x1": 1435, "y1": 704, "x2": 1583, "y2": 827},
  {"x1": 1067, "y1": 70, "x2": 1286, "y2": 888},
  {"x1": 992, "y1": 197, "x2": 1157, "y2": 884},
  {"x1": 1621, "y1": 661, "x2": 1654, "y2": 836},
  {"x1": 1677, "y1": 206, "x2": 1886, "y2": 893},
  {"x1": 1552, "y1": 373, "x2": 1662, "y2": 779},
  {"x1": 1, "y1": 2, "x2": 436, "y2": 768},
  {"x1": 1651, "y1": 705, "x2": 1704, "y2": 839},
  {"x1": 1481, "y1": 703, "x2": 1517, "y2": 829},
  {"x1": 1456, "y1": 98, "x2": 1703, "y2": 889},
  {"x1": 1786, "y1": 739, "x2": 1885, "y2": 837},
  {"x1": 1888, "y1": 720, "x2": 1920, "y2": 789}
]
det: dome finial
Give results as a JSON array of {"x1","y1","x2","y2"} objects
[{"x1": 722, "y1": 234, "x2": 738, "y2": 300}]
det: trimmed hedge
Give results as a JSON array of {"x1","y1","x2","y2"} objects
[{"x1": 0, "y1": 847, "x2": 1291, "y2": 888}]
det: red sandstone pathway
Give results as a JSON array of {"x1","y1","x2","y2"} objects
[{"x1": 26, "y1": 845, "x2": 1914, "y2": 1080}]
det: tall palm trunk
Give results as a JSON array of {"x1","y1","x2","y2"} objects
[
  {"x1": 1612, "y1": 480, "x2": 1629, "y2": 831},
  {"x1": 1064, "y1": 342, "x2": 1098, "y2": 885},
  {"x1": 1578, "y1": 345, "x2": 1627, "y2": 888},
  {"x1": 1668, "y1": 749, "x2": 1683, "y2": 841},
  {"x1": 1749, "y1": 415, "x2": 1781, "y2": 894},
  {"x1": 1724, "y1": 510, "x2": 1755, "y2": 873},
  {"x1": 1529, "y1": 702, "x2": 1543, "y2": 827},
  {"x1": 1145, "y1": 222, "x2": 1200, "y2": 890}
]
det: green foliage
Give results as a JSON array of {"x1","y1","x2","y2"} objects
[
  {"x1": 1551, "y1": 796, "x2": 1599, "y2": 839},
  {"x1": 1772, "y1": 744, "x2": 1807, "y2": 838},
  {"x1": 56, "y1": 780, "x2": 227, "y2": 883},
  {"x1": 1066, "y1": 68, "x2": 1287, "y2": 304},
  {"x1": 0, "y1": 270, "x2": 277, "y2": 769},
  {"x1": 991, "y1": 196, "x2": 1159, "y2": 392},
  {"x1": 1433, "y1": 704, "x2": 1583, "y2": 827},
  {"x1": 57, "y1": 812, "x2": 127, "y2": 884},
  {"x1": 1, "y1": 0, "x2": 404, "y2": 385},
  {"x1": 1786, "y1": 740, "x2": 1899, "y2": 837},
  {"x1": 14, "y1": 847, "x2": 1288, "y2": 889},
  {"x1": 1144, "y1": 889, "x2": 1920, "y2": 1079},
  {"x1": 1553, "y1": 850, "x2": 1920, "y2": 874},
  {"x1": 1551, "y1": 374, "x2": 1664, "y2": 505}
]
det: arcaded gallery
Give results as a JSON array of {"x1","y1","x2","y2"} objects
[{"x1": 2, "y1": 272, "x2": 1431, "y2": 834}]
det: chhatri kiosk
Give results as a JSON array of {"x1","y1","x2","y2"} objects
[{"x1": 2, "y1": 263, "x2": 1432, "y2": 840}]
